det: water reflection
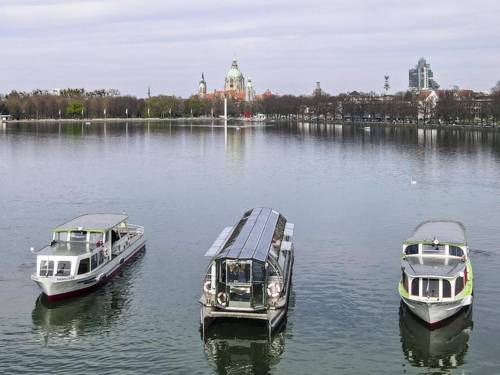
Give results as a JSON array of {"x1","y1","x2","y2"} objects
[
  {"x1": 399, "y1": 303, "x2": 473, "y2": 371},
  {"x1": 32, "y1": 253, "x2": 144, "y2": 344},
  {"x1": 203, "y1": 320, "x2": 286, "y2": 375}
]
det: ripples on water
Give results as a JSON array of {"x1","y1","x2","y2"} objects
[{"x1": 1, "y1": 121, "x2": 500, "y2": 374}]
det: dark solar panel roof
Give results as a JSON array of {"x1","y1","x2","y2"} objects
[{"x1": 216, "y1": 207, "x2": 281, "y2": 262}]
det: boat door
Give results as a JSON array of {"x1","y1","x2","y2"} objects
[{"x1": 226, "y1": 260, "x2": 252, "y2": 308}]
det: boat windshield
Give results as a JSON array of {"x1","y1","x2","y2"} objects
[
  {"x1": 227, "y1": 262, "x2": 251, "y2": 284},
  {"x1": 422, "y1": 244, "x2": 445, "y2": 255},
  {"x1": 70, "y1": 231, "x2": 87, "y2": 242}
]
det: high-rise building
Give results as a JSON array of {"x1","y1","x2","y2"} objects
[
  {"x1": 246, "y1": 78, "x2": 255, "y2": 101},
  {"x1": 314, "y1": 82, "x2": 322, "y2": 96},
  {"x1": 409, "y1": 58, "x2": 439, "y2": 91}
]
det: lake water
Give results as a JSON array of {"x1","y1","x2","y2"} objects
[{"x1": 1, "y1": 121, "x2": 500, "y2": 374}]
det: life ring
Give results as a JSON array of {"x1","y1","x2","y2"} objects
[
  {"x1": 217, "y1": 292, "x2": 228, "y2": 306},
  {"x1": 267, "y1": 282, "x2": 282, "y2": 298},
  {"x1": 204, "y1": 281, "x2": 215, "y2": 295}
]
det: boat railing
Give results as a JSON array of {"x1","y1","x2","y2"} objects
[{"x1": 125, "y1": 224, "x2": 144, "y2": 236}]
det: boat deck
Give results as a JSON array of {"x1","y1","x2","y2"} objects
[
  {"x1": 402, "y1": 256, "x2": 466, "y2": 278},
  {"x1": 38, "y1": 242, "x2": 98, "y2": 257}
]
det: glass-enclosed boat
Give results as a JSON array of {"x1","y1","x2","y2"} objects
[
  {"x1": 200, "y1": 207, "x2": 294, "y2": 333},
  {"x1": 31, "y1": 214, "x2": 145, "y2": 300},
  {"x1": 398, "y1": 221, "x2": 473, "y2": 325}
]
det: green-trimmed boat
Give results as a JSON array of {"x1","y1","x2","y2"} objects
[{"x1": 398, "y1": 221, "x2": 473, "y2": 325}]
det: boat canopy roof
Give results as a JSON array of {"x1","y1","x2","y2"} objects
[
  {"x1": 402, "y1": 256, "x2": 466, "y2": 278},
  {"x1": 405, "y1": 221, "x2": 466, "y2": 245},
  {"x1": 54, "y1": 214, "x2": 128, "y2": 233},
  {"x1": 216, "y1": 207, "x2": 283, "y2": 262}
]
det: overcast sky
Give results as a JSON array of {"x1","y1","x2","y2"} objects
[{"x1": 1, "y1": 0, "x2": 499, "y2": 97}]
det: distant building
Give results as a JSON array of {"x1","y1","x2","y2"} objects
[
  {"x1": 246, "y1": 78, "x2": 255, "y2": 101},
  {"x1": 198, "y1": 73, "x2": 207, "y2": 97},
  {"x1": 409, "y1": 58, "x2": 439, "y2": 91},
  {"x1": 224, "y1": 59, "x2": 245, "y2": 93},
  {"x1": 197, "y1": 58, "x2": 258, "y2": 101},
  {"x1": 314, "y1": 82, "x2": 322, "y2": 96}
]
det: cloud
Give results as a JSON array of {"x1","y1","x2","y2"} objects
[{"x1": 0, "y1": 0, "x2": 499, "y2": 96}]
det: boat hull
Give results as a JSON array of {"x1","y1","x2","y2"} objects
[
  {"x1": 33, "y1": 239, "x2": 146, "y2": 301},
  {"x1": 401, "y1": 295, "x2": 473, "y2": 325}
]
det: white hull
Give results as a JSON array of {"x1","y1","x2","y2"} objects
[
  {"x1": 32, "y1": 237, "x2": 145, "y2": 299},
  {"x1": 402, "y1": 295, "x2": 473, "y2": 324}
]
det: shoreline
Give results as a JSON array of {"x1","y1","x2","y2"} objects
[{"x1": 2, "y1": 118, "x2": 499, "y2": 131}]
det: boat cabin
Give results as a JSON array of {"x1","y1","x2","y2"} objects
[
  {"x1": 35, "y1": 214, "x2": 132, "y2": 279},
  {"x1": 202, "y1": 207, "x2": 294, "y2": 312},
  {"x1": 400, "y1": 221, "x2": 470, "y2": 301}
]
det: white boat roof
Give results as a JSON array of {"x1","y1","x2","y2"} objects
[
  {"x1": 402, "y1": 256, "x2": 466, "y2": 278},
  {"x1": 406, "y1": 221, "x2": 466, "y2": 245},
  {"x1": 38, "y1": 242, "x2": 97, "y2": 257},
  {"x1": 54, "y1": 214, "x2": 128, "y2": 232}
]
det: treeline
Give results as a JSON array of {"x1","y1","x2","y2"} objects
[{"x1": 1, "y1": 86, "x2": 500, "y2": 124}]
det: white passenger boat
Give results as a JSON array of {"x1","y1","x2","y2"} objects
[
  {"x1": 398, "y1": 221, "x2": 473, "y2": 325},
  {"x1": 200, "y1": 207, "x2": 294, "y2": 334},
  {"x1": 31, "y1": 214, "x2": 145, "y2": 300}
]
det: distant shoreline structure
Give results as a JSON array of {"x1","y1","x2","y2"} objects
[{"x1": 3, "y1": 117, "x2": 499, "y2": 131}]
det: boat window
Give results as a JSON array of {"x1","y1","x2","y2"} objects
[
  {"x1": 229, "y1": 285, "x2": 251, "y2": 303},
  {"x1": 401, "y1": 270, "x2": 408, "y2": 291},
  {"x1": 89, "y1": 232, "x2": 104, "y2": 244},
  {"x1": 91, "y1": 253, "x2": 98, "y2": 270},
  {"x1": 55, "y1": 261, "x2": 71, "y2": 276},
  {"x1": 443, "y1": 279, "x2": 452, "y2": 298},
  {"x1": 455, "y1": 276, "x2": 464, "y2": 295},
  {"x1": 77, "y1": 258, "x2": 90, "y2": 275},
  {"x1": 227, "y1": 262, "x2": 250, "y2": 284},
  {"x1": 422, "y1": 244, "x2": 445, "y2": 255},
  {"x1": 411, "y1": 278, "x2": 419, "y2": 296},
  {"x1": 219, "y1": 261, "x2": 226, "y2": 283},
  {"x1": 422, "y1": 278, "x2": 439, "y2": 298},
  {"x1": 271, "y1": 215, "x2": 286, "y2": 251},
  {"x1": 449, "y1": 246, "x2": 464, "y2": 257},
  {"x1": 252, "y1": 262, "x2": 265, "y2": 283},
  {"x1": 40, "y1": 260, "x2": 54, "y2": 277},
  {"x1": 70, "y1": 231, "x2": 87, "y2": 242},
  {"x1": 404, "y1": 244, "x2": 418, "y2": 255},
  {"x1": 55, "y1": 232, "x2": 68, "y2": 242}
]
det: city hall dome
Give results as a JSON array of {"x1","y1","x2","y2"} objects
[{"x1": 224, "y1": 58, "x2": 245, "y2": 92}]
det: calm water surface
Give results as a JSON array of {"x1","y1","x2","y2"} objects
[{"x1": 1, "y1": 121, "x2": 500, "y2": 374}]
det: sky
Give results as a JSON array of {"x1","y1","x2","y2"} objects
[{"x1": 0, "y1": 0, "x2": 499, "y2": 97}]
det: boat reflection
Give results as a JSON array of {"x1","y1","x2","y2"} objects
[
  {"x1": 203, "y1": 319, "x2": 286, "y2": 375},
  {"x1": 399, "y1": 302, "x2": 473, "y2": 370},
  {"x1": 32, "y1": 252, "x2": 144, "y2": 344}
]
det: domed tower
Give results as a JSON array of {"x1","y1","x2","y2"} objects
[
  {"x1": 199, "y1": 73, "x2": 207, "y2": 97},
  {"x1": 224, "y1": 58, "x2": 245, "y2": 93}
]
